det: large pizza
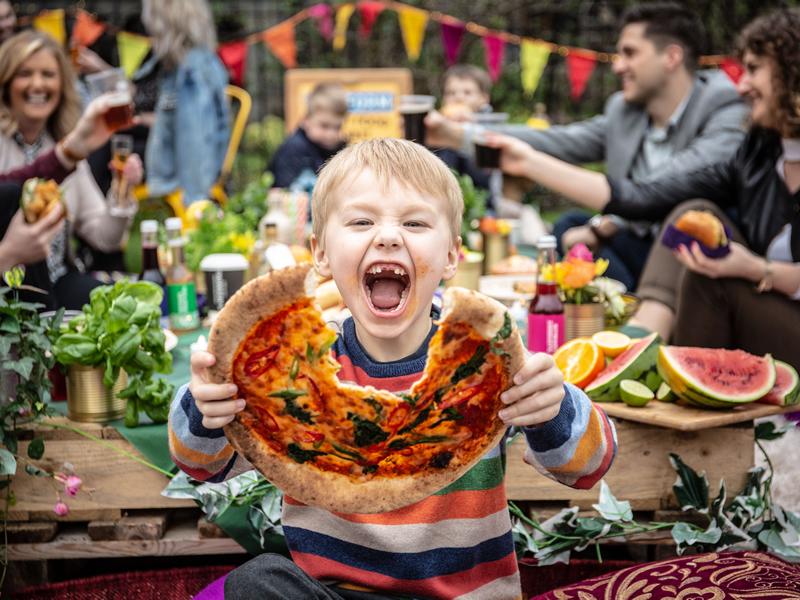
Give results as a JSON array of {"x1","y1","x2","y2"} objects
[{"x1": 208, "y1": 264, "x2": 525, "y2": 513}]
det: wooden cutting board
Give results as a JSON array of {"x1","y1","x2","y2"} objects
[{"x1": 599, "y1": 399, "x2": 795, "y2": 431}]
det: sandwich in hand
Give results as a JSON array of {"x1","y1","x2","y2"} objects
[
  {"x1": 662, "y1": 209, "x2": 730, "y2": 257},
  {"x1": 20, "y1": 178, "x2": 65, "y2": 224}
]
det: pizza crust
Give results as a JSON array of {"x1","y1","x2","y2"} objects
[{"x1": 210, "y1": 265, "x2": 527, "y2": 514}]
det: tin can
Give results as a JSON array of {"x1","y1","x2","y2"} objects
[{"x1": 66, "y1": 365, "x2": 128, "y2": 423}]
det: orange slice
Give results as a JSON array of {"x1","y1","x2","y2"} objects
[
  {"x1": 591, "y1": 330, "x2": 631, "y2": 358},
  {"x1": 554, "y1": 338, "x2": 605, "y2": 388}
]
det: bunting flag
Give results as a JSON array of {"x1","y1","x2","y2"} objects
[
  {"x1": 720, "y1": 57, "x2": 744, "y2": 84},
  {"x1": 357, "y1": 2, "x2": 384, "y2": 39},
  {"x1": 308, "y1": 3, "x2": 334, "y2": 42},
  {"x1": 116, "y1": 31, "x2": 151, "y2": 78},
  {"x1": 520, "y1": 40, "x2": 551, "y2": 95},
  {"x1": 397, "y1": 5, "x2": 428, "y2": 62},
  {"x1": 33, "y1": 9, "x2": 66, "y2": 46},
  {"x1": 333, "y1": 4, "x2": 355, "y2": 51},
  {"x1": 566, "y1": 52, "x2": 596, "y2": 101},
  {"x1": 483, "y1": 34, "x2": 505, "y2": 82},
  {"x1": 262, "y1": 21, "x2": 297, "y2": 69},
  {"x1": 439, "y1": 19, "x2": 465, "y2": 66},
  {"x1": 218, "y1": 40, "x2": 249, "y2": 86},
  {"x1": 72, "y1": 9, "x2": 106, "y2": 48}
]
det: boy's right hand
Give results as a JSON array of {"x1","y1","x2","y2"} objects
[{"x1": 189, "y1": 350, "x2": 245, "y2": 429}]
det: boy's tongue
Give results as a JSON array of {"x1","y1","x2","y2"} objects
[{"x1": 370, "y1": 278, "x2": 404, "y2": 309}]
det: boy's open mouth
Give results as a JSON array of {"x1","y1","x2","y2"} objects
[{"x1": 363, "y1": 263, "x2": 411, "y2": 313}]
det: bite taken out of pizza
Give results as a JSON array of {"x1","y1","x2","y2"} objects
[{"x1": 208, "y1": 265, "x2": 525, "y2": 513}]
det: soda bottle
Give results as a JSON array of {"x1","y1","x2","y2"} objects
[
  {"x1": 165, "y1": 217, "x2": 200, "y2": 331},
  {"x1": 139, "y1": 219, "x2": 168, "y2": 316},
  {"x1": 527, "y1": 235, "x2": 564, "y2": 354}
]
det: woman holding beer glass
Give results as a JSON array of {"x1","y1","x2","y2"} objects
[{"x1": 0, "y1": 30, "x2": 143, "y2": 308}]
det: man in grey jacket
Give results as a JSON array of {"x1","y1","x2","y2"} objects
[{"x1": 426, "y1": 3, "x2": 747, "y2": 293}]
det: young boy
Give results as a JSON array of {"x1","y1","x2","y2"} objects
[
  {"x1": 441, "y1": 64, "x2": 492, "y2": 117},
  {"x1": 171, "y1": 139, "x2": 616, "y2": 599},
  {"x1": 267, "y1": 82, "x2": 348, "y2": 189}
]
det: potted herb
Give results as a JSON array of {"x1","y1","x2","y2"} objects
[
  {"x1": 53, "y1": 280, "x2": 174, "y2": 427},
  {"x1": 0, "y1": 285, "x2": 61, "y2": 476}
]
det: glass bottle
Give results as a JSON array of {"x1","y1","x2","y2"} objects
[
  {"x1": 165, "y1": 217, "x2": 200, "y2": 331},
  {"x1": 528, "y1": 235, "x2": 564, "y2": 354},
  {"x1": 265, "y1": 190, "x2": 294, "y2": 245},
  {"x1": 139, "y1": 219, "x2": 168, "y2": 316},
  {"x1": 261, "y1": 222, "x2": 296, "y2": 272}
]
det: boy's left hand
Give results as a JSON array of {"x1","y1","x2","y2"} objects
[{"x1": 498, "y1": 353, "x2": 564, "y2": 427}]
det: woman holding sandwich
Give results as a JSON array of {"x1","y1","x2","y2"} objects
[{"x1": 487, "y1": 8, "x2": 800, "y2": 368}]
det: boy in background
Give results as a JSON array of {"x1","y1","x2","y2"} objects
[
  {"x1": 268, "y1": 83, "x2": 348, "y2": 189},
  {"x1": 173, "y1": 139, "x2": 616, "y2": 599}
]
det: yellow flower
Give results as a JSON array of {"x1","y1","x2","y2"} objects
[
  {"x1": 229, "y1": 231, "x2": 255, "y2": 255},
  {"x1": 595, "y1": 258, "x2": 609, "y2": 277}
]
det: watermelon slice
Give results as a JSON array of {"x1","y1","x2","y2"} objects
[
  {"x1": 657, "y1": 346, "x2": 776, "y2": 408},
  {"x1": 758, "y1": 360, "x2": 800, "y2": 406},
  {"x1": 586, "y1": 332, "x2": 659, "y2": 402}
]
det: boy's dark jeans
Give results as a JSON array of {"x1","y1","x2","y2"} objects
[{"x1": 224, "y1": 554, "x2": 417, "y2": 600}]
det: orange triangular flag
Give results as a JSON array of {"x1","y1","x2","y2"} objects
[
  {"x1": 262, "y1": 21, "x2": 297, "y2": 69},
  {"x1": 72, "y1": 9, "x2": 106, "y2": 48}
]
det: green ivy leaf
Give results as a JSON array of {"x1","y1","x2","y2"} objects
[
  {"x1": 755, "y1": 421, "x2": 795, "y2": 441},
  {"x1": 671, "y1": 521, "x2": 721, "y2": 550},
  {"x1": 27, "y1": 437, "x2": 45, "y2": 460},
  {"x1": 592, "y1": 480, "x2": 633, "y2": 522},
  {"x1": 6, "y1": 356, "x2": 35, "y2": 379},
  {"x1": 0, "y1": 448, "x2": 17, "y2": 475},
  {"x1": 670, "y1": 453, "x2": 709, "y2": 513}
]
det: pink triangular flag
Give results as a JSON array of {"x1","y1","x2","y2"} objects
[
  {"x1": 566, "y1": 53, "x2": 596, "y2": 101},
  {"x1": 483, "y1": 34, "x2": 506, "y2": 82},
  {"x1": 308, "y1": 3, "x2": 334, "y2": 42},
  {"x1": 720, "y1": 57, "x2": 744, "y2": 84},
  {"x1": 439, "y1": 20, "x2": 465, "y2": 66},
  {"x1": 357, "y1": 1, "x2": 384, "y2": 39}
]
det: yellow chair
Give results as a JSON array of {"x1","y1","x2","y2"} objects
[{"x1": 134, "y1": 85, "x2": 253, "y2": 223}]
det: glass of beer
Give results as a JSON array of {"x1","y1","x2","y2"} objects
[
  {"x1": 473, "y1": 113, "x2": 509, "y2": 169},
  {"x1": 108, "y1": 134, "x2": 136, "y2": 217},
  {"x1": 85, "y1": 68, "x2": 134, "y2": 132},
  {"x1": 398, "y1": 95, "x2": 435, "y2": 145}
]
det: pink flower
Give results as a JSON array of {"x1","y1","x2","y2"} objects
[
  {"x1": 64, "y1": 475, "x2": 82, "y2": 497},
  {"x1": 566, "y1": 243, "x2": 594, "y2": 262},
  {"x1": 53, "y1": 501, "x2": 69, "y2": 516}
]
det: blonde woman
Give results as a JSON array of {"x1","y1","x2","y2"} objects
[
  {"x1": 0, "y1": 30, "x2": 142, "y2": 309},
  {"x1": 142, "y1": 0, "x2": 229, "y2": 204}
]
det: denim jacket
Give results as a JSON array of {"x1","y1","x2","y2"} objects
[{"x1": 145, "y1": 48, "x2": 230, "y2": 204}]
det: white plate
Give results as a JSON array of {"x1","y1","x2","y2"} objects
[
  {"x1": 164, "y1": 329, "x2": 178, "y2": 352},
  {"x1": 479, "y1": 275, "x2": 537, "y2": 305}
]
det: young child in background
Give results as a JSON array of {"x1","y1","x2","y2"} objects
[
  {"x1": 441, "y1": 64, "x2": 493, "y2": 118},
  {"x1": 267, "y1": 83, "x2": 348, "y2": 190},
  {"x1": 171, "y1": 139, "x2": 616, "y2": 600}
]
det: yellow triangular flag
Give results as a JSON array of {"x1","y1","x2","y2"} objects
[
  {"x1": 333, "y1": 4, "x2": 355, "y2": 51},
  {"x1": 397, "y1": 5, "x2": 428, "y2": 62},
  {"x1": 33, "y1": 9, "x2": 66, "y2": 47},
  {"x1": 117, "y1": 31, "x2": 151, "y2": 78},
  {"x1": 520, "y1": 40, "x2": 551, "y2": 96}
]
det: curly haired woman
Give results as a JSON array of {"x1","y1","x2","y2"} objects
[{"x1": 490, "y1": 8, "x2": 800, "y2": 369}]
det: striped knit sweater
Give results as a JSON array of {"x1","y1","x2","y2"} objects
[{"x1": 169, "y1": 314, "x2": 617, "y2": 600}]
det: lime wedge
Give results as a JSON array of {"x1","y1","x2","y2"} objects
[
  {"x1": 620, "y1": 379, "x2": 654, "y2": 407},
  {"x1": 656, "y1": 382, "x2": 675, "y2": 402}
]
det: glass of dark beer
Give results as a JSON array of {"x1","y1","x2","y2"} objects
[
  {"x1": 473, "y1": 112, "x2": 509, "y2": 169},
  {"x1": 85, "y1": 68, "x2": 134, "y2": 132},
  {"x1": 398, "y1": 95, "x2": 435, "y2": 145}
]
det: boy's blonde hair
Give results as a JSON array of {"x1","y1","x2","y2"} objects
[
  {"x1": 307, "y1": 83, "x2": 348, "y2": 118},
  {"x1": 312, "y1": 138, "x2": 463, "y2": 244}
]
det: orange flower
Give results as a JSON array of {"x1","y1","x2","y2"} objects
[{"x1": 561, "y1": 258, "x2": 597, "y2": 289}]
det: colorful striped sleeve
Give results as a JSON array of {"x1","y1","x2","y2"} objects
[
  {"x1": 167, "y1": 383, "x2": 250, "y2": 482},
  {"x1": 521, "y1": 383, "x2": 617, "y2": 489}
]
